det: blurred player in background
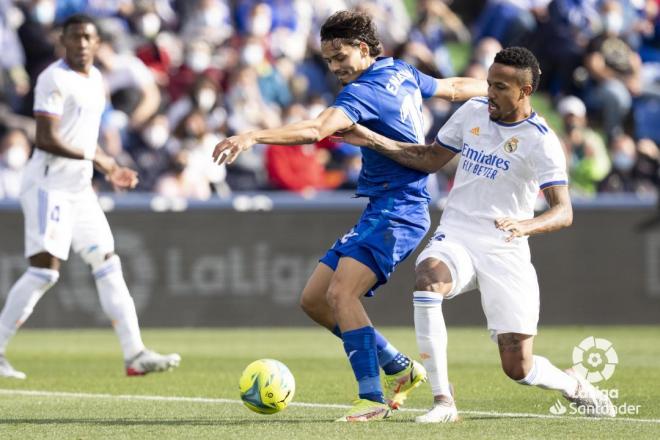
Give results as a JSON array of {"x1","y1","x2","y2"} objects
[
  {"x1": 213, "y1": 10, "x2": 486, "y2": 421},
  {"x1": 339, "y1": 47, "x2": 616, "y2": 421},
  {"x1": 0, "y1": 14, "x2": 180, "y2": 379}
]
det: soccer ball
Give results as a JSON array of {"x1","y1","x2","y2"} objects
[{"x1": 239, "y1": 359, "x2": 295, "y2": 414}]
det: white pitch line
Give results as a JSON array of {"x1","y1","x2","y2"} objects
[{"x1": 0, "y1": 389, "x2": 659, "y2": 424}]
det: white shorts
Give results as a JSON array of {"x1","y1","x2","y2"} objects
[
  {"x1": 416, "y1": 223, "x2": 540, "y2": 338},
  {"x1": 21, "y1": 183, "x2": 114, "y2": 260}
]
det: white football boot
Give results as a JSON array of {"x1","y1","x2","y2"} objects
[
  {"x1": 125, "y1": 349, "x2": 181, "y2": 376},
  {"x1": 563, "y1": 368, "x2": 616, "y2": 417},
  {"x1": 0, "y1": 355, "x2": 26, "y2": 379}
]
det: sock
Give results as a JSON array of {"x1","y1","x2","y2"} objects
[
  {"x1": 414, "y1": 290, "x2": 452, "y2": 397},
  {"x1": 332, "y1": 325, "x2": 410, "y2": 375},
  {"x1": 342, "y1": 326, "x2": 384, "y2": 403},
  {"x1": 0, "y1": 267, "x2": 59, "y2": 353},
  {"x1": 517, "y1": 355, "x2": 578, "y2": 395},
  {"x1": 93, "y1": 256, "x2": 145, "y2": 360}
]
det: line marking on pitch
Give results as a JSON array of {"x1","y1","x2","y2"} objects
[{"x1": 0, "y1": 389, "x2": 658, "y2": 424}]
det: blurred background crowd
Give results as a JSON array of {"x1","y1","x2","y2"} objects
[{"x1": 0, "y1": 0, "x2": 659, "y2": 200}]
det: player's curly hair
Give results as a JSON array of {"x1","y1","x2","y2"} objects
[
  {"x1": 494, "y1": 47, "x2": 541, "y2": 93},
  {"x1": 62, "y1": 13, "x2": 98, "y2": 34},
  {"x1": 320, "y1": 10, "x2": 383, "y2": 57}
]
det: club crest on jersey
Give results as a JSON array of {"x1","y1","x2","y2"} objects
[
  {"x1": 470, "y1": 127, "x2": 480, "y2": 136},
  {"x1": 503, "y1": 137, "x2": 519, "y2": 153}
]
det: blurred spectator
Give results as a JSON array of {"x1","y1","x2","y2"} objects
[
  {"x1": 124, "y1": 113, "x2": 171, "y2": 191},
  {"x1": 96, "y1": 33, "x2": 161, "y2": 130},
  {"x1": 0, "y1": 128, "x2": 30, "y2": 199},
  {"x1": 583, "y1": 0, "x2": 642, "y2": 139},
  {"x1": 264, "y1": 103, "x2": 329, "y2": 194},
  {"x1": 598, "y1": 134, "x2": 659, "y2": 194},
  {"x1": 155, "y1": 149, "x2": 212, "y2": 200},
  {"x1": 408, "y1": 0, "x2": 471, "y2": 78},
  {"x1": 168, "y1": 74, "x2": 227, "y2": 134},
  {"x1": 463, "y1": 37, "x2": 502, "y2": 80},
  {"x1": 180, "y1": 0, "x2": 233, "y2": 45},
  {"x1": 558, "y1": 96, "x2": 611, "y2": 196},
  {"x1": 473, "y1": 0, "x2": 549, "y2": 47}
]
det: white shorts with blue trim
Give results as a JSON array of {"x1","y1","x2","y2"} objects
[
  {"x1": 416, "y1": 222, "x2": 540, "y2": 339},
  {"x1": 21, "y1": 182, "x2": 114, "y2": 261}
]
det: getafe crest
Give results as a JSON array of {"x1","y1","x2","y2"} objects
[{"x1": 503, "y1": 137, "x2": 519, "y2": 153}]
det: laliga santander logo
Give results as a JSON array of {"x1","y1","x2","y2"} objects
[{"x1": 572, "y1": 336, "x2": 618, "y2": 383}]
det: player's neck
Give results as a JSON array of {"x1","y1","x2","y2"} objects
[
  {"x1": 63, "y1": 58, "x2": 92, "y2": 76},
  {"x1": 500, "y1": 102, "x2": 533, "y2": 124}
]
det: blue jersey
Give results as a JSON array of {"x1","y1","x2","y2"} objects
[{"x1": 332, "y1": 57, "x2": 438, "y2": 199}]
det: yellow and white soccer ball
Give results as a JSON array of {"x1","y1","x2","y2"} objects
[{"x1": 239, "y1": 359, "x2": 295, "y2": 414}]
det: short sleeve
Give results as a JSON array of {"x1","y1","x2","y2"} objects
[
  {"x1": 435, "y1": 100, "x2": 479, "y2": 153},
  {"x1": 331, "y1": 83, "x2": 378, "y2": 124},
  {"x1": 408, "y1": 64, "x2": 437, "y2": 99},
  {"x1": 531, "y1": 132, "x2": 569, "y2": 189},
  {"x1": 33, "y1": 69, "x2": 64, "y2": 117}
]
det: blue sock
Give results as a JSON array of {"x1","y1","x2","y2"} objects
[
  {"x1": 333, "y1": 325, "x2": 410, "y2": 375},
  {"x1": 374, "y1": 329, "x2": 410, "y2": 375},
  {"x1": 342, "y1": 326, "x2": 384, "y2": 403}
]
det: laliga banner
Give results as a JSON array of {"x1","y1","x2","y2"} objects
[{"x1": 0, "y1": 207, "x2": 659, "y2": 327}]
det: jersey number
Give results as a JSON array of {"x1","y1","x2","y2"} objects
[{"x1": 400, "y1": 90, "x2": 425, "y2": 143}]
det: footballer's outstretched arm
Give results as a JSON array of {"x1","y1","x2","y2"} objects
[
  {"x1": 212, "y1": 107, "x2": 354, "y2": 165},
  {"x1": 435, "y1": 77, "x2": 488, "y2": 101},
  {"x1": 338, "y1": 124, "x2": 456, "y2": 174},
  {"x1": 495, "y1": 185, "x2": 573, "y2": 242}
]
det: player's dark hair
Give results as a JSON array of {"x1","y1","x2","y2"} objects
[
  {"x1": 62, "y1": 14, "x2": 98, "y2": 34},
  {"x1": 494, "y1": 47, "x2": 541, "y2": 93},
  {"x1": 320, "y1": 10, "x2": 383, "y2": 57}
]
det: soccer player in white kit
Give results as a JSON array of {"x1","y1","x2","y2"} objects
[
  {"x1": 339, "y1": 47, "x2": 616, "y2": 420},
  {"x1": 0, "y1": 14, "x2": 180, "y2": 379}
]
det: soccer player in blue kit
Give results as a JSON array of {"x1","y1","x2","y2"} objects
[{"x1": 213, "y1": 10, "x2": 486, "y2": 421}]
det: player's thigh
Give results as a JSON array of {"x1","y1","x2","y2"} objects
[
  {"x1": 70, "y1": 189, "x2": 115, "y2": 257},
  {"x1": 326, "y1": 256, "x2": 379, "y2": 305},
  {"x1": 415, "y1": 231, "x2": 477, "y2": 298},
  {"x1": 476, "y1": 246, "x2": 540, "y2": 338},
  {"x1": 300, "y1": 262, "x2": 334, "y2": 310},
  {"x1": 21, "y1": 185, "x2": 74, "y2": 261}
]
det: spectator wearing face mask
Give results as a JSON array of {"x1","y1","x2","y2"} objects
[
  {"x1": 168, "y1": 75, "x2": 227, "y2": 135},
  {"x1": 598, "y1": 134, "x2": 658, "y2": 193},
  {"x1": 0, "y1": 128, "x2": 31, "y2": 199},
  {"x1": 558, "y1": 96, "x2": 611, "y2": 196},
  {"x1": 125, "y1": 114, "x2": 172, "y2": 191}
]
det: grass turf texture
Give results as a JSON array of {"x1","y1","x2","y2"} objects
[{"x1": 0, "y1": 326, "x2": 658, "y2": 439}]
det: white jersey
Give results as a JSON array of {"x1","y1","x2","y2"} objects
[
  {"x1": 436, "y1": 97, "x2": 568, "y2": 237},
  {"x1": 27, "y1": 59, "x2": 106, "y2": 192}
]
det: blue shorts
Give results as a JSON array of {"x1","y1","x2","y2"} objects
[{"x1": 320, "y1": 194, "x2": 430, "y2": 296}]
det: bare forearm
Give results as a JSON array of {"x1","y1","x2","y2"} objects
[
  {"x1": 93, "y1": 148, "x2": 117, "y2": 175},
  {"x1": 438, "y1": 77, "x2": 488, "y2": 101},
  {"x1": 520, "y1": 198, "x2": 573, "y2": 236},
  {"x1": 364, "y1": 131, "x2": 447, "y2": 173},
  {"x1": 36, "y1": 139, "x2": 86, "y2": 160},
  {"x1": 250, "y1": 121, "x2": 327, "y2": 146}
]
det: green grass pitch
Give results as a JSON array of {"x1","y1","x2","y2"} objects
[{"x1": 0, "y1": 326, "x2": 658, "y2": 439}]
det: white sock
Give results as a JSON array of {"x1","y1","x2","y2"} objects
[
  {"x1": 413, "y1": 290, "x2": 452, "y2": 397},
  {"x1": 0, "y1": 267, "x2": 59, "y2": 353},
  {"x1": 517, "y1": 355, "x2": 578, "y2": 395},
  {"x1": 93, "y1": 256, "x2": 145, "y2": 360}
]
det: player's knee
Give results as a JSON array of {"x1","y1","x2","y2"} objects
[
  {"x1": 414, "y1": 264, "x2": 452, "y2": 295},
  {"x1": 299, "y1": 290, "x2": 317, "y2": 317},
  {"x1": 80, "y1": 246, "x2": 115, "y2": 272}
]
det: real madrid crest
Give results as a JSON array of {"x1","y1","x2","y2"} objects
[{"x1": 503, "y1": 137, "x2": 519, "y2": 153}]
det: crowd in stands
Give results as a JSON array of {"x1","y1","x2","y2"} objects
[{"x1": 0, "y1": 0, "x2": 658, "y2": 200}]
